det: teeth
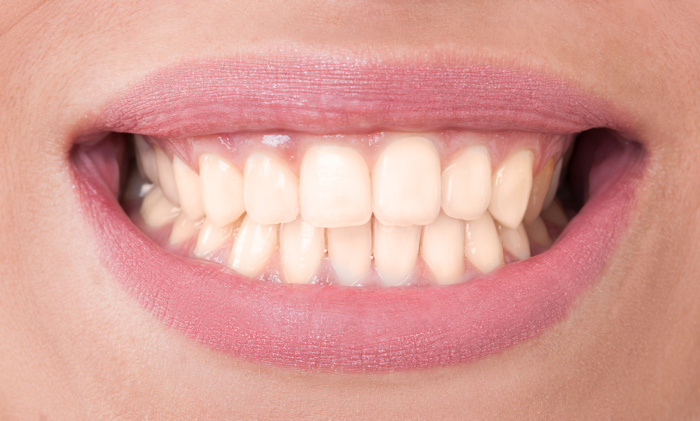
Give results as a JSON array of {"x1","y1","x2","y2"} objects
[
  {"x1": 523, "y1": 158, "x2": 555, "y2": 225},
  {"x1": 139, "y1": 186, "x2": 179, "y2": 229},
  {"x1": 498, "y1": 223, "x2": 531, "y2": 262},
  {"x1": 372, "y1": 136, "x2": 441, "y2": 226},
  {"x1": 541, "y1": 198, "x2": 569, "y2": 228},
  {"x1": 442, "y1": 145, "x2": 491, "y2": 220},
  {"x1": 155, "y1": 148, "x2": 180, "y2": 205},
  {"x1": 542, "y1": 159, "x2": 563, "y2": 210},
  {"x1": 228, "y1": 215, "x2": 278, "y2": 277},
  {"x1": 420, "y1": 213, "x2": 465, "y2": 285},
  {"x1": 199, "y1": 154, "x2": 245, "y2": 227},
  {"x1": 300, "y1": 145, "x2": 372, "y2": 228},
  {"x1": 244, "y1": 152, "x2": 299, "y2": 225},
  {"x1": 327, "y1": 222, "x2": 372, "y2": 286},
  {"x1": 173, "y1": 156, "x2": 205, "y2": 220},
  {"x1": 373, "y1": 219, "x2": 421, "y2": 286},
  {"x1": 169, "y1": 213, "x2": 202, "y2": 246},
  {"x1": 464, "y1": 212, "x2": 505, "y2": 274},
  {"x1": 489, "y1": 150, "x2": 534, "y2": 229},
  {"x1": 193, "y1": 218, "x2": 235, "y2": 258},
  {"x1": 524, "y1": 217, "x2": 553, "y2": 247},
  {"x1": 134, "y1": 135, "x2": 159, "y2": 184},
  {"x1": 279, "y1": 219, "x2": 325, "y2": 284}
]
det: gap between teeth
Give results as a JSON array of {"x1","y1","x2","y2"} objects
[{"x1": 129, "y1": 132, "x2": 570, "y2": 287}]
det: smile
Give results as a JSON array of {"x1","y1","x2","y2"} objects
[{"x1": 70, "y1": 56, "x2": 646, "y2": 371}]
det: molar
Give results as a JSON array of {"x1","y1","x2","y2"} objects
[
  {"x1": 134, "y1": 134, "x2": 159, "y2": 184},
  {"x1": 155, "y1": 148, "x2": 180, "y2": 206},
  {"x1": 139, "y1": 186, "x2": 179, "y2": 229}
]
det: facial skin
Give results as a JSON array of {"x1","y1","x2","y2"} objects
[{"x1": 1, "y1": 1, "x2": 700, "y2": 418}]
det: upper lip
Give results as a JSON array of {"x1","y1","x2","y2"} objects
[{"x1": 72, "y1": 54, "x2": 645, "y2": 371}]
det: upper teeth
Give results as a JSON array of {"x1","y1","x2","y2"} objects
[{"x1": 131, "y1": 131, "x2": 570, "y2": 287}]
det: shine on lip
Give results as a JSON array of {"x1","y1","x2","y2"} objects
[{"x1": 73, "y1": 57, "x2": 643, "y2": 371}]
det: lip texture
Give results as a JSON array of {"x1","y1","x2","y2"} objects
[{"x1": 72, "y1": 58, "x2": 644, "y2": 371}]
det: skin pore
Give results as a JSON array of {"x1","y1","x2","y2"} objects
[{"x1": 1, "y1": 1, "x2": 700, "y2": 419}]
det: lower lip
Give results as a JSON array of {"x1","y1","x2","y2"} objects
[{"x1": 72, "y1": 134, "x2": 644, "y2": 371}]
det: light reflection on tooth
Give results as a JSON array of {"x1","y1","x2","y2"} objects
[
  {"x1": 279, "y1": 219, "x2": 325, "y2": 284},
  {"x1": 442, "y1": 145, "x2": 491, "y2": 220},
  {"x1": 489, "y1": 149, "x2": 534, "y2": 229},
  {"x1": 524, "y1": 217, "x2": 553, "y2": 247},
  {"x1": 244, "y1": 152, "x2": 299, "y2": 225},
  {"x1": 169, "y1": 213, "x2": 203, "y2": 246},
  {"x1": 155, "y1": 148, "x2": 180, "y2": 205},
  {"x1": 134, "y1": 135, "x2": 159, "y2": 184},
  {"x1": 228, "y1": 215, "x2": 278, "y2": 277},
  {"x1": 420, "y1": 213, "x2": 465, "y2": 285},
  {"x1": 173, "y1": 156, "x2": 205, "y2": 220},
  {"x1": 373, "y1": 219, "x2": 421, "y2": 286},
  {"x1": 300, "y1": 145, "x2": 372, "y2": 228},
  {"x1": 193, "y1": 218, "x2": 235, "y2": 258},
  {"x1": 372, "y1": 136, "x2": 441, "y2": 226},
  {"x1": 523, "y1": 158, "x2": 554, "y2": 225},
  {"x1": 139, "y1": 186, "x2": 179, "y2": 229},
  {"x1": 543, "y1": 159, "x2": 563, "y2": 210},
  {"x1": 464, "y1": 212, "x2": 504, "y2": 274},
  {"x1": 200, "y1": 153, "x2": 245, "y2": 227},
  {"x1": 498, "y1": 223, "x2": 531, "y2": 261},
  {"x1": 327, "y1": 222, "x2": 371, "y2": 286}
]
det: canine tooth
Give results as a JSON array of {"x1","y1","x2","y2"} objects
[
  {"x1": 543, "y1": 159, "x2": 563, "y2": 209},
  {"x1": 327, "y1": 223, "x2": 371, "y2": 286},
  {"x1": 173, "y1": 156, "x2": 205, "y2": 220},
  {"x1": 372, "y1": 136, "x2": 441, "y2": 226},
  {"x1": 541, "y1": 198, "x2": 569, "y2": 228},
  {"x1": 524, "y1": 217, "x2": 553, "y2": 247},
  {"x1": 420, "y1": 213, "x2": 465, "y2": 285},
  {"x1": 300, "y1": 145, "x2": 372, "y2": 227},
  {"x1": 464, "y1": 212, "x2": 504, "y2": 274},
  {"x1": 442, "y1": 145, "x2": 491, "y2": 220},
  {"x1": 155, "y1": 148, "x2": 180, "y2": 205},
  {"x1": 134, "y1": 134, "x2": 159, "y2": 184},
  {"x1": 373, "y1": 219, "x2": 421, "y2": 286},
  {"x1": 169, "y1": 213, "x2": 202, "y2": 245},
  {"x1": 279, "y1": 219, "x2": 325, "y2": 284},
  {"x1": 228, "y1": 215, "x2": 278, "y2": 277},
  {"x1": 244, "y1": 152, "x2": 299, "y2": 225},
  {"x1": 489, "y1": 150, "x2": 534, "y2": 229},
  {"x1": 199, "y1": 153, "x2": 245, "y2": 227},
  {"x1": 523, "y1": 158, "x2": 555, "y2": 225},
  {"x1": 499, "y1": 223, "x2": 531, "y2": 261},
  {"x1": 139, "y1": 186, "x2": 179, "y2": 229},
  {"x1": 193, "y1": 218, "x2": 235, "y2": 257}
]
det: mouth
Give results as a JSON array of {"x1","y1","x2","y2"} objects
[{"x1": 70, "y1": 56, "x2": 646, "y2": 371}]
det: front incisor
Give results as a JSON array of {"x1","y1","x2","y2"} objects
[{"x1": 243, "y1": 152, "x2": 299, "y2": 225}]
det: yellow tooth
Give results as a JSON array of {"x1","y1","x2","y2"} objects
[
  {"x1": 243, "y1": 152, "x2": 299, "y2": 225},
  {"x1": 441, "y1": 145, "x2": 491, "y2": 220},
  {"x1": 524, "y1": 216, "x2": 553, "y2": 247},
  {"x1": 155, "y1": 148, "x2": 180, "y2": 206},
  {"x1": 523, "y1": 158, "x2": 555, "y2": 225},
  {"x1": 464, "y1": 212, "x2": 505, "y2": 274},
  {"x1": 541, "y1": 198, "x2": 569, "y2": 228},
  {"x1": 372, "y1": 136, "x2": 441, "y2": 226},
  {"x1": 139, "y1": 186, "x2": 179, "y2": 229},
  {"x1": 279, "y1": 219, "x2": 325, "y2": 284},
  {"x1": 373, "y1": 219, "x2": 421, "y2": 286},
  {"x1": 498, "y1": 223, "x2": 531, "y2": 262},
  {"x1": 420, "y1": 213, "x2": 465, "y2": 285},
  {"x1": 300, "y1": 145, "x2": 372, "y2": 228},
  {"x1": 193, "y1": 218, "x2": 235, "y2": 258},
  {"x1": 489, "y1": 150, "x2": 534, "y2": 229},
  {"x1": 134, "y1": 134, "x2": 159, "y2": 184},
  {"x1": 542, "y1": 159, "x2": 563, "y2": 210},
  {"x1": 199, "y1": 153, "x2": 245, "y2": 227},
  {"x1": 228, "y1": 215, "x2": 278, "y2": 277},
  {"x1": 169, "y1": 213, "x2": 203, "y2": 246},
  {"x1": 327, "y1": 222, "x2": 372, "y2": 286},
  {"x1": 173, "y1": 156, "x2": 205, "y2": 220}
]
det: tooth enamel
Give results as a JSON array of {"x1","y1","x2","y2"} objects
[
  {"x1": 173, "y1": 156, "x2": 205, "y2": 220},
  {"x1": 373, "y1": 219, "x2": 421, "y2": 286},
  {"x1": 420, "y1": 213, "x2": 465, "y2": 285},
  {"x1": 199, "y1": 153, "x2": 245, "y2": 227},
  {"x1": 139, "y1": 186, "x2": 179, "y2": 229},
  {"x1": 134, "y1": 135, "x2": 159, "y2": 184},
  {"x1": 300, "y1": 145, "x2": 372, "y2": 228},
  {"x1": 489, "y1": 150, "x2": 534, "y2": 229},
  {"x1": 498, "y1": 223, "x2": 531, "y2": 261},
  {"x1": 464, "y1": 212, "x2": 505, "y2": 274},
  {"x1": 243, "y1": 152, "x2": 299, "y2": 225},
  {"x1": 541, "y1": 198, "x2": 569, "y2": 228},
  {"x1": 523, "y1": 158, "x2": 555, "y2": 225},
  {"x1": 279, "y1": 219, "x2": 325, "y2": 284},
  {"x1": 327, "y1": 222, "x2": 372, "y2": 286},
  {"x1": 155, "y1": 148, "x2": 180, "y2": 205},
  {"x1": 442, "y1": 145, "x2": 491, "y2": 220},
  {"x1": 542, "y1": 159, "x2": 563, "y2": 209},
  {"x1": 228, "y1": 215, "x2": 278, "y2": 277},
  {"x1": 169, "y1": 213, "x2": 202, "y2": 246},
  {"x1": 524, "y1": 217, "x2": 553, "y2": 247},
  {"x1": 193, "y1": 218, "x2": 235, "y2": 258},
  {"x1": 372, "y1": 136, "x2": 441, "y2": 226}
]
